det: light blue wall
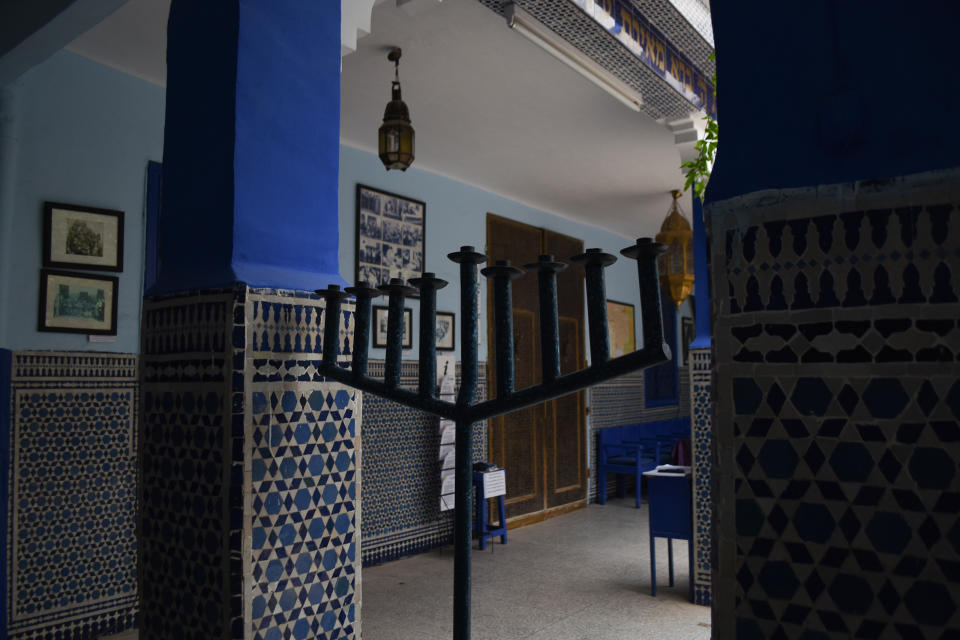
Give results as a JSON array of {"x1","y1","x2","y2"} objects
[
  {"x1": 338, "y1": 144, "x2": 646, "y2": 363},
  {"x1": 0, "y1": 50, "x2": 164, "y2": 352}
]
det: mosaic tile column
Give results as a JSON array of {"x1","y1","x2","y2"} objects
[
  {"x1": 140, "y1": 286, "x2": 359, "y2": 640},
  {"x1": 709, "y1": 171, "x2": 960, "y2": 639},
  {"x1": 688, "y1": 347, "x2": 712, "y2": 607}
]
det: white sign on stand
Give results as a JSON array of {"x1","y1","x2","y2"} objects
[{"x1": 438, "y1": 371, "x2": 457, "y2": 511}]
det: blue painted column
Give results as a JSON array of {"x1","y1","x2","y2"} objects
[
  {"x1": 140, "y1": 4, "x2": 361, "y2": 640},
  {"x1": 687, "y1": 193, "x2": 712, "y2": 607},
  {"x1": 153, "y1": 0, "x2": 345, "y2": 294},
  {"x1": 707, "y1": 4, "x2": 960, "y2": 638}
]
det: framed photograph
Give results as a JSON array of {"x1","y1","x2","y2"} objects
[
  {"x1": 436, "y1": 312, "x2": 455, "y2": 351},
  {"x1": 356, "y1": 184, "x2": 425, "y2": 290},
  {"x1": 38, "y1": 269, "x2": 119, "y2": 335},
  {"x1": 373, "y1": 306, "x2": 412, "y2": 349},
  {"x1": 43, "y1": 202, "x2": 124, "y2": 272},
  {"x1": 682, "y1": 316, "x2": 695, "y2": 366},
  {"x1": 606, "y1": 300, "x2": 636, "y2": 357}
]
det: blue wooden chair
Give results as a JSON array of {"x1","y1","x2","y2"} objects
[{"x1": 596, "y1": 426, "x2": 662, "y2": 508}]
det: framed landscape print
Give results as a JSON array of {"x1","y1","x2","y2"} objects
[
  {"x1": 436, "y1": 312, "x2": 455, "y2": 351},
  {"x1": 43, "y1": 202, "x2": 124, "y2": 272},
  {"x1": 356, "y1": 184, "x2": 425, "y2": 290},
  {"x1": 682, "y1": 316, "x2": 695, "y2": 366},
  {"x1": 372, "y1": 306, "x2": 412, "y2": 349},
  {"x1": 606, "y1": 300, "x2": 635, "y2": 357},
  {"x1": 38, "y1": 269, "x2": 119, "y2": 335}
]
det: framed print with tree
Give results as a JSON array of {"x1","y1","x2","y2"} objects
[
  {"x1": 681, "y1": 316, "x2": 695, "y2": 366},
  {"x1": 372, "y1": 306, "x2": 412, "y2": 348},
  {"x1": 38, "y1": 269, "x2": 119, "y2": 335},
  {"x1": 356, "y1": 184, "x2": 425, "y2": 290},
  {"x1": 606, "y1": 300, "x2": 635, "y2": 357},
  {"x1": 43, "y1": 202, "x2": 124, "y2": 272},
  {"x1": 435, "y1": 311, "x2": 455, "y2": 351}
]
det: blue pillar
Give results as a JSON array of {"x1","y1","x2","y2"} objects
[
  {"x1": 140, "y1": 4, "x2": 361, "y2": 640},
  {"x1": 153, "y1": 0, "x2": 345, "y2": 294}
]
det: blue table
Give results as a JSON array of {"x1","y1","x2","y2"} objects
[{"x1": 643, "y1": 470, "x2": 693, "y2": 600}]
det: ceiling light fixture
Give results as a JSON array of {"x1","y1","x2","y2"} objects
[
  {"x1": 378, "y1": 47, "x2": 415, "y2": 171},
  {"x1": 504, "y1": 3, "x2": 644, "y2": 113},
  {"x1": 655, "y1": 190, "x2": 695, "y2": 307}
]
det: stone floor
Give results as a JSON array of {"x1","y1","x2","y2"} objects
[{"x1": 360, "y1": 497, "x2": 711, "y2": 640}]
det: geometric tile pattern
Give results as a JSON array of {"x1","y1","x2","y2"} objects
[
  {"x1": 245, "y1": 289, "x2": 358, "y2": 640},
  {"x1": 689, "y1": 347, "x2": 712, "y2": 607},
  {"x1": 587, "y1": 370, "x2": 690, "y2": 503},
  {"x1": 710, "y1": 180, "x2": 960, "y2": 639},
  {"x1": 5, "y1": 352, "x2": 138, "y2": 640},
  {"x1": 140, "y1": 285, "x2": 360, "y2": 640},
  {"x1": 361, "y1": 361, "x2": 486, "y2": 567},
  {"x1": 249, "y1": 384, "x2": 359, "y2": 640},
  {"x1": 140, "y1": 292, "x2": 233, "y2": 640}
]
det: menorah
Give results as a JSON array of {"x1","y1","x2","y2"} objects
[{"x1": 316, "y1": 238, "x2": 670, "y2": 640}]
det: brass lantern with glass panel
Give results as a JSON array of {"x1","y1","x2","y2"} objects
[
  {"x1": 655, "y1": 190, "x2": 695, "y2": 308},
  {"x1": 378, "y1": 48, "x2": 415, "y2": 171}
]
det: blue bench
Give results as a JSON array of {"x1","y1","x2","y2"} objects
[{"x1": 595, "y1": 418, "x2": 689, "y2": 508}]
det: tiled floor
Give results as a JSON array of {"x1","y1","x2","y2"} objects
[{"x1": 361, "y1": 498, "x2": 712, "y2": 639}]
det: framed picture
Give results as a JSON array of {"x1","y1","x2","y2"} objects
[
  {"x1": 373, "y1": 306, "x2": 412, "y2": 348},
  {"x1": 43, "y1": 202, "x2": 124, "y2": 272},
  {"x1": 606, "y1": 300, "x2": 635, "y2": 357},
  {"x1": 682, "y1": 316, "x2": 695, "y2": 366},
  {"x1": 38, "y1": 269, "x2": 119, "y2": 335},
  {"x1": 436, "y1": 312, "x2": 455, "y2": 351},
  {"x1": 356, "y1": 184, "x2": 425, "y2": 290}
]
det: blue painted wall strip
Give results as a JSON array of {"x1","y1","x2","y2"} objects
[
  {"x1": 0, "y1": 348, "x2": 11, "y2": 636},
  {"x1": 143, "y1": 161, "x2": 162, "y2": 293},
  {"x1": 690, "y1": 194, "x2": 710, "y2": 348}
]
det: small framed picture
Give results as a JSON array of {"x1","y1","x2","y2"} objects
[
  {"x1": 606, "y1": 300, "x2": 636, "y2": 357},
  {"x1": 436, "y1": 312, "x2": 455, "y2": 351},
  {"x1": 373, "y1": 306, "x2": 412, "y2": 349},
  {"x1": 38, "y1": 269, "x2": 119, "y2": 335},
  {"x1": 43, "y1": 202, "x2": 124, "y2": 272}
]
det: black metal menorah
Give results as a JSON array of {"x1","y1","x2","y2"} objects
[{"x1": 316, "y1": 238, "x2": 670, "y2": 640}]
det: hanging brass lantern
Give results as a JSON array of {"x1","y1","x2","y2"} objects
[
  {"x1": 655, "y1": 190, "x2": 695, "y2": 308},
  {"x1": 378, "y1": 48, "x2": 415, "y2": 171}
]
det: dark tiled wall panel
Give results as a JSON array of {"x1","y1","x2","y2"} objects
[
  {"x1": 6, "y1": 352, "x2": 138, "y2": 639},
  {"x1": 711, "y1": 188, "x2": 960, "y2": 639}
]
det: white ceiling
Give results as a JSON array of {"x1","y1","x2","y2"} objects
[{"x1": 66, "y1": 0, "x2": 689, "y2": 240}]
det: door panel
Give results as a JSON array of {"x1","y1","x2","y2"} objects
[{"x1": 486, "y1": 216, "x2": 586, "y2": 520}]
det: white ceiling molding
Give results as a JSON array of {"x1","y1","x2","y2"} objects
[
  {"x1": 341, "y1": 0, "x2": 378, "y2": 56},
  {"x1": 667, "y1": 115, "x2": 706, "y2": 164}
]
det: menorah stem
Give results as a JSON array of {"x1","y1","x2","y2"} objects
[
  {"x1": 449, "y1": 246, "x2": 486, "y2": 406},
  {"x1": 453, "y1": 417, "x2": 472, "y2": 640},
  {"x1": 526, "y1": 255, "x2": 566, "y2": 383},
  {"x1": 316, "y1": 285, "x2": 349, "y2": 369},
  {"x1": 622, "y1": 239, "x2": 668, "y2": 352},
  {"x1": 572, "y1": 248, "x2": 617, "y2": 364},
  {"x1": 482, "y1": 260, "x2": 524, "y2": 399},
  {"x1": 381, "y1": 279, "x2": 416, "y2": 388},
  {"x1": 351, "y1": 297, "x2": 372, "y2": 377},
  {"x1": 410, "y1": 273, "x2": 449, "y2": 398}
]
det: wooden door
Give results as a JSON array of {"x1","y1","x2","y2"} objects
[{"x1": 486, "y1": 215, "x2": 586, "y2": 522}]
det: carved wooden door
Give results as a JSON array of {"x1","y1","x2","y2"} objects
[{"x1": 486, "y1": 215, "x2": 586, "y2": 522}]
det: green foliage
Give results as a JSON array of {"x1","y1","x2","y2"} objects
[{"x1": 681, "y1": 51, "x2": 717, "y2": 201}]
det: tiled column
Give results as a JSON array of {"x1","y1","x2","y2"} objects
[
  {"x1": 140, "y1": 286, "x2": 358, "y2": 640},
  {"x1": 688, "y1": 347, "x2": 712, "y2": 606},
  {"x1": 709, "y1": 171, "x2": 960, "y2": 639}
]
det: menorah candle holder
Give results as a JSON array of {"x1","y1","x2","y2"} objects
[{"x1": 315, "y1": 239, "x2": 670, "y2": 640}]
